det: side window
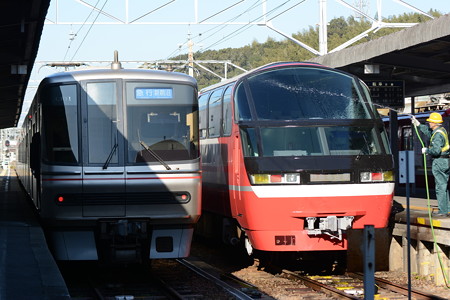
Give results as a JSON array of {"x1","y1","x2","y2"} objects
[
  {"x1": 41, "y1": 84, "x2": 79, "y2": 164},
  {"x1": 208, "y1": 89, "x2": 224, "y2": 138},
  {"x1": 235, "y1": 81, "x2": 252, "y2": 121},
  {"x1": 222, "y1": 86, "x2": 232, "y2": 136},
  {"x1": 198, "y1": 93, "x2": 209, "y2": 139}
]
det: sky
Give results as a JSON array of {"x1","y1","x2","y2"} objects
[{"x1": 21, "y1": 0, "x2": 450, "y2": 124}]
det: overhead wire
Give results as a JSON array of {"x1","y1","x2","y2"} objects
[
  {"x1": 70, "y1": 0, "x2": 110, "y2": 62},
  {"x1": 267, "y1": 0, "x2": 306, "y2": 22},
  {"x1": 195, "y1": 0, "x2": 261, "y2": 46},
  {"x1": 165, "y1": 0, "x2": 261, "y2": 59},
  {"x1": 167, "y1": 0, "x2": 301, "y2": 59},
  {"x1": 63, "y1": 0, "x2": 101, "y2": 61},
  {"x1": 199, "y1": 0, "x2": 297, "y2": 52},
  {"x1": 165, "y1": 0, "x2": 300, "y2": 72}
]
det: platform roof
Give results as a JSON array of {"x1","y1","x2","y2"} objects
[
  {"x1": 311, "y1": 14, "x2": 450, "y2": 99},
  {"x1": 0, "y1": 0, "x2": 50, "y2": 129}
]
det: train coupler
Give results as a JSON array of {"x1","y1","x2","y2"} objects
[
  {"x1": 97, "y1": 219, "x2": 151, "y2": 264},
  {"x1": 305, "y1": 216, "x2": 354, "y2": 240}
]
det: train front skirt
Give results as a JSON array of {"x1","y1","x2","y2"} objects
[{"x1": 46, "y1": 222, "x2": 194, "y2": 262}]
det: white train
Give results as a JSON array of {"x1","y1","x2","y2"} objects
[{"x1": 16, "y1": 56, "x2": 201, "y2": 263}]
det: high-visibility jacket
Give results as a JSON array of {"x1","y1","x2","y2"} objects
[
  {"x1": 430, "y1": 127, "x2": 450, "y2": 154},
  {"x1": 418, "y1": 124, "x2": 450, "y2": 157}
]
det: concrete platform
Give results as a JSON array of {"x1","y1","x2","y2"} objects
[
  {"x1": 0, "y1": 168, "x2": 69, "y2": 299},
  {"x1": 390, "y1": 195, "x2": 450, "y2": 286},
  {"x1": 394, "y1": 195, "x2": 450, "y2": 228}
]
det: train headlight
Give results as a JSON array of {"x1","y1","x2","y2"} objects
[
  {"x1": 285, "y1": 173, "x2": 300, "y2": 183},
  {"x1": 252, "y1": 174, "x2": 270, "y2": 184},
  {"x1": 250, "y1": 173, "x2": 300, "y2": 185},
  {"x1": 360, "y1": 171, "x2": 394, "y2": 182}
]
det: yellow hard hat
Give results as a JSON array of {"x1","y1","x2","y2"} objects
[{"x1": 426, "y1": 112, "x2": 443, "y2": 123}]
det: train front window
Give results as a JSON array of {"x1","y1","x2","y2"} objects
[
  {"x1": 42, "y1": 84, "x2": 79, "y2": 164},
  {"x1": 236, "y1": 67, "x2": 371, "y2": 121},
  {"x1": 86, "y1": 82, "x2": 118, "y2": 165},
  {"x1": 241, "y1": 126, "x2": 382, "y2": 157},
  {"x1": 125, "y1": 82, "x2": 199, "y2": 163}
]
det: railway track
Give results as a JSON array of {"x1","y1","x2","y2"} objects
[
  {"x1": 61, "y1": 258, "x2": 264, "y2": 299},
  {"x1": 61, "y1": 252, "x2": 448, "y2": 299},
  {"x1": 349, "y1": 272, "x2": 448, "y2": 300},
  {"x1": 281, "y1": 270, "x2": 448, "y2": 299}
]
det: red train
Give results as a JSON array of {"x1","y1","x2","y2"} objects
[{"x1": 196, "y1": 62, "x2": 395, "y2": 255}]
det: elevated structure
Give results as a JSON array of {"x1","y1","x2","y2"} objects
[
  {"x1": 0, "y1": 0, "x2": 50, "y2": 128},
  {"x1": 311, "y1": 14, "x2": 450, "y2": 98}
]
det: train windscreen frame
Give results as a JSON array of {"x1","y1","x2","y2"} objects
[{"x1": 235, "y1": 66, "x2": 388, "y2": 158}]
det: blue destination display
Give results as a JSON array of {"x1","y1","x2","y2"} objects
[{"x1": 135, "y1": 88, "x2": 173, "y2": 99}]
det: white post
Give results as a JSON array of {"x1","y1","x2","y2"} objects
[{"x1": 319, "y1": 0, "x2": 328, "y2": 55}]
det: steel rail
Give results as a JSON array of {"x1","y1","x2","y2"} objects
[
  {"x1": 152, "y1": 275, "x2": 186, "y2": 300},
  {"x1": 176, "y1": 258, "x2": 256, "y2": 300},
  {"x1": 349, "y1": 272, "x2": 448, "y2": 300},
  {"x1": 282, "y1": 269, "x2": 360, "y2": 299}
]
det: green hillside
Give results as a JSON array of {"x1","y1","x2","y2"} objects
[{"x1": 171, "y1": 10, "x2": 442, "y2": 90}]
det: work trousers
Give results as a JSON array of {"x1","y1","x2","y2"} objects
[{"x1": 432, "y1": 157, "x2": 450, "y2": 214}]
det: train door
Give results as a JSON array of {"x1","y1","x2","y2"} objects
[
  {"x1": 31, "y1": 111, "x2": 39, "y2": 209},
  {"x1": 81, "y1": 80, "x2": 125, "y2": 217}
]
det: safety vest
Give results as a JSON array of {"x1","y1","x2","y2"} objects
[{"x1": 431, "y1": 127, "x2": 450, "y2": 154}]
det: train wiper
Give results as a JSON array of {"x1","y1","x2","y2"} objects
[
  {"x1": 139, "y1": 140, "x2": 171, "y2": 170},
  {"x1": 103, "y1": 143, "x2": 118, "y2": 169},
  {"x1": 356, "y1": 134, "x2": 370, "y2": 161}
]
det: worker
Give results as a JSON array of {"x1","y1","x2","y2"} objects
[{"x1": 411, "y1": 112, "x2": 450, "y2": 217}]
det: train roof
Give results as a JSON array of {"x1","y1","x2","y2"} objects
[
  {"x1": 199, "y1": 61, "x2": 336, "y2": 94},
  {"x1": 41, "y1": 68, "x2": 197, "y2": 87}
]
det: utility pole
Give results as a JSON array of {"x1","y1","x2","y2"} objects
[{"x1": 188, "y1": 33, "x2": 194, "y2": 77}]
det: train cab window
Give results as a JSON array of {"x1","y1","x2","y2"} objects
[
  {"x1": 125, "y1": 82, "x2": 198, "y2": 163},
  {"x1": 325, "y1": 127, "x2": 381, "y2": 155},
  {"x1": 198, "y1": 93, "x2": 209, "y2": 139},
  {"x1": 41, "y1": 84, "x2": 79, "y2": 164},
  {"x1": 259, "y1": 127, "x2": 320, "y2": 157},
  {"x1": 86, "y1": 82, "x2": 118, "y2": 165},
  {"x1": 240, "y1": 128, "x2": 259, "y2": 157},
  {"x1": 208, "y1": 89, "x2": 223, "y2": 138},
  {"x1": 222, "y1": 86, "x2": 232, "y2": 136},
  {"x1": 244, "y1": 126, "x2": 382, "y2": 158}
]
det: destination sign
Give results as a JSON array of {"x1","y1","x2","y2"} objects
[{"x1": 135, "y1": 88, "x2": 173, "y2": 100}]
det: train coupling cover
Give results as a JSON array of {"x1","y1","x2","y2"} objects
[{"x1": 305, "y1": 216, "x2": 354, "y2": 240}]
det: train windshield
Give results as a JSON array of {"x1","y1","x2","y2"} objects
[
  {"x1": 235, "y1": 67, "x2": 371, "y2": 121},
  {"x1": 126, "y1": 82, "x2": 199, "y2": 163},
  {"x1": 241, "y1": 126, "x2": 382, "y2": 157}
]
